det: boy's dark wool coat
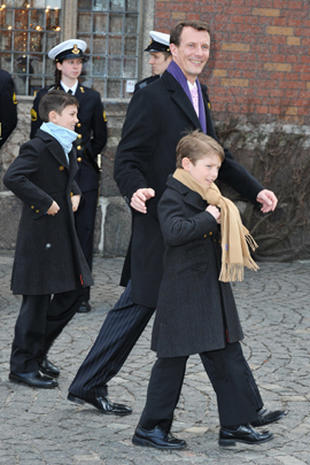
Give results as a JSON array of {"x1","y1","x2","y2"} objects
[
  {"x1": 3, "y1": 130, "x2": 93, "y2": 295},
  {"x1": 151, "y1": 176, "x2": 244, "y2": 358},
  {"x1": 115, "y1": 71, "x2": 262, "y2": 308}
]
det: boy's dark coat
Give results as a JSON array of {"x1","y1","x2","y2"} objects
[
  {"x1": 3, "y1": 129, "x2": 93, "y2": 295},
  {"x1": 151, "y1": 176, "x2": 244, "y2": 358}
]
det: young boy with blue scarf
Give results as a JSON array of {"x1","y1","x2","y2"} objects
[{"x1": 4, "y1": 90, "x2": 93, "y2": 389}]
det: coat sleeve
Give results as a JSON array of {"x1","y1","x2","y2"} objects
[
  {"x1": 202, "y1": 85, "x2": 263, "y2": 204},
  {"x1": 0, "y1": 72, "x2": 17, "y2": 148},
  {"x1": 30, "y1": 90, "x2": 46, "y2": 139},
  {"x1": 3, "y1": 141, "x2": 53, "y2": 215},
  {"x1": 86, "y1": 91, "x2": 107, "y2": 159},
  {"x1": 158, "y1": 189, "x2": 218, "y2": 247},
  {"x1": 114, "y1": 89, "x2": 159, "y2": 202}
]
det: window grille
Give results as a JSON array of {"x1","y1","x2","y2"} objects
[
  {"x1": 0, "y1": 0, "x2": 62, "y2": 95},
  {"x1": 78, "y1": 0, "x2": 140, "y2": 98}
]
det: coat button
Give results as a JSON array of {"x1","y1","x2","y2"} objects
[
  {"x1": 77, "y1": 123, "x2": 81, "y2": 128},
  {"x1": 203, "y1": 233, "x2": 207, "y2": 238},
  {"x1": 209, "y1": 231, "x2": 213, "y2": 236},
  {"x1": 77, "y1": 145, "x2": 82, "y2": 150},
  {"x1": 77, "y1": 134, "x2": 82, "y2": 139},
  {"x1": 77, "y1": 157, "x2": 82, "y2": 162},
  {"x1": 35, "y1": 209, "x2": 39, "y2": 213},
  {"x1": 30, "y1": 205, "x2": 34, "y2": 209},
  {"x1": 59, "y1": 165, "x2": 64, "y2": 171}
]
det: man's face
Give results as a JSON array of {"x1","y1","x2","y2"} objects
[
  {"x1": 148, "y1": 52, "x2": 171, "y2": 76},
  {"x1": 50, "y1": 105, "x2": 79, "y2": 131},
  {"x1": 56, "y1": 58, "x2": 83, "y2": 81},
  {"x1": 170, "y1": 27, "x2": 210, "y2": 83}
]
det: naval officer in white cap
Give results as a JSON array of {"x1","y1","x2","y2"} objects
[
  {"x1": 134, "y1": 30, "x2": 172, "y2": 93},
  {"x1": 30, "y1": 39, "x2": 107, "y2": 314}
]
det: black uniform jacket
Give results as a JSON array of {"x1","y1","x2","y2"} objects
[
  {"x1": 114, "y1": 70, "x2": 263, "y2": 308},
  {"x1": 3, "y1": 130, "x2": 93, "y2": 295},
  {"x1": 30, "y1": 83, "x2": 107, "y2": 191},
  {"x1": 0, "y1": 69, "x2": 17, "y2": 148},
  {"x1": 151, "y1": 176, "x2": 243, "y2": 358}
]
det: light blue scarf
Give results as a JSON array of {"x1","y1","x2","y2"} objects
[{"x1": 40, "y1": 122, "x2": 78, "y2": 163}]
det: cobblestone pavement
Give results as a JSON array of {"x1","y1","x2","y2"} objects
[{"x1": 0, "y1": 251, "x2": 310, "y2": 465}]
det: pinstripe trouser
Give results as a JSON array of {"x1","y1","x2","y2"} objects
[
  {"x1": 69, "y1": 281, "x2": 154, "y2": 399},
  {"x1": 69, "y1": 281, "x2": 263, "y2": 413}
]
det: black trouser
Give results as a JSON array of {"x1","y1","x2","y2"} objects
[
  {"x1": 69, "y1": 282, "x2": 263, "y2": 415},
  {"x1": 69, "y1": 281, "x2": 154, "y2": 399},
  {"x1": 10, "y1": 289, "x2": 82, "y2": 373},
  {"x1": 139, "y1": 342, "x2": 261, "y2": 431},
  {"x1": 75, "y1": 189, "x2": 98, "y2": 302}
]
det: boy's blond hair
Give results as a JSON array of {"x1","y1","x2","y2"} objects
[{"x1": 176, "y1": 131, "x2": 224, "y2": 168}]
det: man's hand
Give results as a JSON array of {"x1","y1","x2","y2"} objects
[
  {"x1": 71, "y1": 194, "x2": 81, "y2": 212},
  {"x1": 47, "y1": 200, "x2": 60, "y2": 216},
  {"x1": 256, "y1": 189, "x2": 278, "y2": 213},
  {"x1": 130, "y1": 188, "x2": 155, "y2": 214}
]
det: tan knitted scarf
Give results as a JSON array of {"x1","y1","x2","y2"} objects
[{"x1": 173, "y1": 168, "x2": 259, "y2": 282}]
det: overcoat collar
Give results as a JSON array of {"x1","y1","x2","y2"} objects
[
  {"x1": 161, "y1": 71, "x2": 217, "y2": 139},
  {"x1": 35, "y1": 129, "x2": 71, "y2": 170},
  {"x1": 166, "y1": 175, "x2": 207, "y2": 211}
]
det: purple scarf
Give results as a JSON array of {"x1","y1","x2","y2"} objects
[{"x1": 167, "y1": 60, "x2": 207, "y2": 133}]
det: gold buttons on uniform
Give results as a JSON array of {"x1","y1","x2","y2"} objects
[
  {"x1": 209, "y1": 231, "x2": 213, "y2": 236},
  {"x1": 203, "y1": 233, "x2": 207, "y2": 238},
  {"x1": 59, "y1": 165, "x2": 64, "y2": 171},
  {"x1": 77, "y1": 134, "x2": 82, "y2": 139},
  {"x1": 30, "y1": 205, "x2": 35, "y2": 209},
  {"x1": 76, "y1": 123, "x2": 81, "y2": 128},
  {"x1": 77, "y1": 157, "x2": 82, "y2": 162},
  {"x1": 77, "y1": 145, "x2": 82, "y2": 150},
  {"x1": 35, "y1": 209, "x2": 40, "y2": 213}
]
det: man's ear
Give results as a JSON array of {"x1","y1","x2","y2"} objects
[
  {"x1": 169, "y1": 43, "x2": 177, "y2": 58},
  {"x1": 56, "y1": 61, "x2": 62, "y2": 71}
]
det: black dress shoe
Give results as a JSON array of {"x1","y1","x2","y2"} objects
[
  {"x1": 39, "y1": 358, "x2": 60, "y2": 378},
  {"x1": 77, "y1": 301, "x2": 91, "y2": 313},
  {"x1": 67, "y1": 392, "x2": 132, "y2": 416},
  {"x1": 219, "y1": 424, "x2": 273, "y2": 446},
  {"x1": 251, "y1": 408, "x2": 288, "y2": 427},
  {"x1": 9, "y1": 371, "x2": 58, "y2": 389},
  {"x1": 132, "y1": 425, "x2": 187, "y2": 450}
]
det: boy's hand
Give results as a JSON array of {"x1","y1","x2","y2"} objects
[
  {"x1": 256, "y1": 189, "x2": 278, "y2": 213},
  {"x1": 71, "y1": 194, "x2": 81, "y2": 212},
  {"x1": 130, "y1": 188, "x2": 155, "y2": 214},
  {"x1": 47, "y1": 200, "x2": 60, "y2": 216},
  {"x1": 206, "y1": 205, "x2": 221, "y2": 223}
]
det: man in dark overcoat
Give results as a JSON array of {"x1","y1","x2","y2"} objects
[
  {"x1": 0, "y1": 68, "x2": 17, "y2": 148},
  {"x1": 4, "y1": 90, "x2": 93, "y2": 389},
  {"x1": 30, "y1": 39, "x2": 107, "y2": 313},
  {"x1": 67, "y1": 21, "x2": 286, "y2": 428}
]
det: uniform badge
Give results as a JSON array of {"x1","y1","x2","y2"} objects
[
  {"x1": 103, "y1": 110, "x2": 107, "y2": 122},
  {"x1": 13, "y1": 92, "x2": 17, "y2": 105},
  {"x1": 31, "y1": 108, "x2": 37, "y2": 122},
  {"x1": 72, "y1": 44, "x2": 80, "y2": 55},
  {"x1": 208, "y1": 102, "x2": 211, "y2": 109}
]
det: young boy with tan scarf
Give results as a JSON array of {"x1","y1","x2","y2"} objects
[{"x1": 132, "y1": 130, "x2": 274, "y2": 451}]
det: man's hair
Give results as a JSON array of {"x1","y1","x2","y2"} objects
[
  {"x1": 176, "y1": 130, "x2": 224, "y2": 168},
  {"x1": 170, "y1": 21, "x2": 211, "y2": 46},
  {"x1": 38, "y1": 89, "x2": 78, "y2": 122}
]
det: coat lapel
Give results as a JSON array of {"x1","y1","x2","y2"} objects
[
  {"x1": 36, "y1": 130, "x2": 69, "y2": 170},
  {"x1": 166, "y1": 175, "x2": 207, "y2": 211},
  {"x1": 162, "y1": 72, "x2": 202, "y2": 130}
]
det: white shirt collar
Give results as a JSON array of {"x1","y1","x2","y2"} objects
[
  {"x1": 60, "y1": 80, "x2": 79, "y2": 95},
  {"x1": 187, "y1": 80, "x2": 197, "y2": 91}
]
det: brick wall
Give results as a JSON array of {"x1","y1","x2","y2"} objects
[{"x1": 154, "y1": 0, "x2": 310, "y2": 125}]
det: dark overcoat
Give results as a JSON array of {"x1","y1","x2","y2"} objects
[
  {"x1": 151, "y1": 176, "x2": 243, "y2": 358},
  {"x1": 114, "y1": 70, "x2": 263, "y2": 308},
  {"x1": 0, "y1": 69, "x2": 17, "y2": 148},
  {"x1": 30, "y1": 83, "x2": 107, "y2": 192},
  {"x1": 3, "y1": 130, "x2": 93, "y2": 295}
]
